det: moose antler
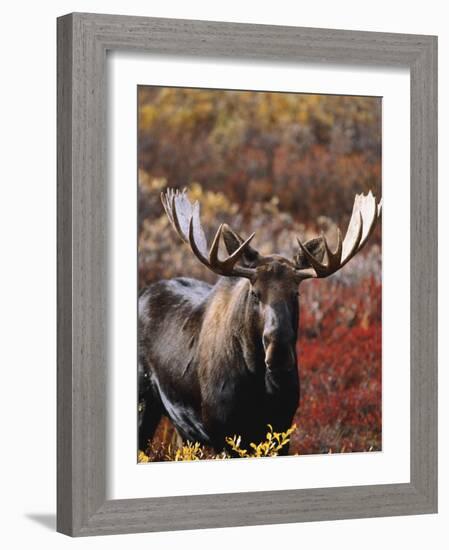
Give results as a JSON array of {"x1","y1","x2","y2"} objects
[
  {"x1": 161, "y1": 188, "x2": 257, "y2": 279},
  {"x1": 295, "y1": 191, "x2": 382, "y2": 279}
]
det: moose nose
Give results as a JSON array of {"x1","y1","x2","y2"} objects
[
  {"x1": 263, "y1": 328, "x2": 284, "y2": 365},
  {"x1": 262, "y1": 304, "x2": 293, "y2": 348},
  {"x1": 263, "y1": 335, "x2": 296, "y2": 370},
  {"x1": 262, "y1": 304, "x2": 296, "y2": 369}
]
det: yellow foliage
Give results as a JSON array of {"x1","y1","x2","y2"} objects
[
  {"x1": 167, "y1": 441, "x2": 205, "y2": 461},
  {"x1": 226, "y1": 424, "x2": 297, "y2": 458},
  {"x1": 138, "y1": 87, "x2": 378, "y2": 136},
  {"x1": 138, "y1": 425, "x2": 298, "y2": 462},
  {"x1": 138, "y1": 170, "x2": 166, "y2": 193},
  {"x1": 188, "y1": 182, "x2": 238, "y2": 219},
  {"x1": 137, "y1": 450, "x2": 150, "y2": 463}
]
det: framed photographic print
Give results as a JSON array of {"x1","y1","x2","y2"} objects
[
  {"x1": 57, "y1": 13, "x2": 437, "y2": 536},
  {"x1": 136, "y1": 87, "x2": 383, "y2": 463}
]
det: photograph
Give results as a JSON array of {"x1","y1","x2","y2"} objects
[{"x1": 137, "y1": 86, "x2": 382, "y2": 462}]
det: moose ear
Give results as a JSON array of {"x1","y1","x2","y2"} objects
[
  {"x1": 222, "y1": 224, "x2": 260, "y2": 267},
  {"x1": 294, "y1": 236, "x2": 326, "y2": 269}
]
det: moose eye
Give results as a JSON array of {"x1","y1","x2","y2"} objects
[{"x1": 251, "y1": 289, "x2": 261, "y2": 302}]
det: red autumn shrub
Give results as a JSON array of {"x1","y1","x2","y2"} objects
[{"x1": 290, "y1": 277, "x2": 381, "y2": 454}]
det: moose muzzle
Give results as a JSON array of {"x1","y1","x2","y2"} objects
[{"x1": 262, "y1": 304, "x2": 297, "y2": 371}]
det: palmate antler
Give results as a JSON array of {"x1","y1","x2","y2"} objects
[
  {"x1": 295, "y1": 191, "x2": 382, "y2": 279},
  {"x1": 161, "y1": 188, "x2": 257, "y2": 279},
  {"x1": 161, "y1": 188, "x2": 382, "y2": 282}
]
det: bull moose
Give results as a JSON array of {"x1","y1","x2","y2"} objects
[{"x1": 138, "y1": 189, "x2": 381, "y2": 454}]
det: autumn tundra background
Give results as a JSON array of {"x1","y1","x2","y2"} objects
[{"x1": 138, "y1": 87, "x2": 382, "y2": 459}]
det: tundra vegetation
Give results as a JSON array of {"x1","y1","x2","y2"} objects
[{"x1": 137, "y1": 88, "x2": 381, "y2": 461}]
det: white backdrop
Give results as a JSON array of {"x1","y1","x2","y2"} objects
[{"x1": 0, "y1": 1, "x2": 445, "y2": 548}]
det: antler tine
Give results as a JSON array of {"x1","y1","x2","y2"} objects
[
  {"x1": 296, "y1": 236, "x2": 328, "y2": 276},
  {"x1": 377, "y1": 198, "x2": 383, "y2": 219},
  {"x1": 171, "y1": 190, "x2": 190, "y2": 244},
  {"x1": 221, "y1": 232, "x2": 256, "y2": 270},
  {"x1": 206, "y1": 223, "x2": 256, "y2": 276},
  {"x1": 160, "y1": 190, "x2": 173, "y2": 227},
  {"x1": 295, "y1": 191, "x2": 380, "y2": 279},
  {"x1": 324, "y1": 228, "x2": 343, "y2": 271},
  {"x1": 162, "y1": 188, "x2": 256, "y2": 280},
  {"x1": 188, "y1": 215, "x2": 212, "y2": 268},
  {"x1": 161, "y1": 188, "x2": 189, "y2": 244},
  {"x1": 208, "y1": 224, "x2": 224, "y2": 266}
]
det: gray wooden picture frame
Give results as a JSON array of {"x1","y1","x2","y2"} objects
[{"x1": 57, "y1": 12, "x2": 438, "y2": 537}]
